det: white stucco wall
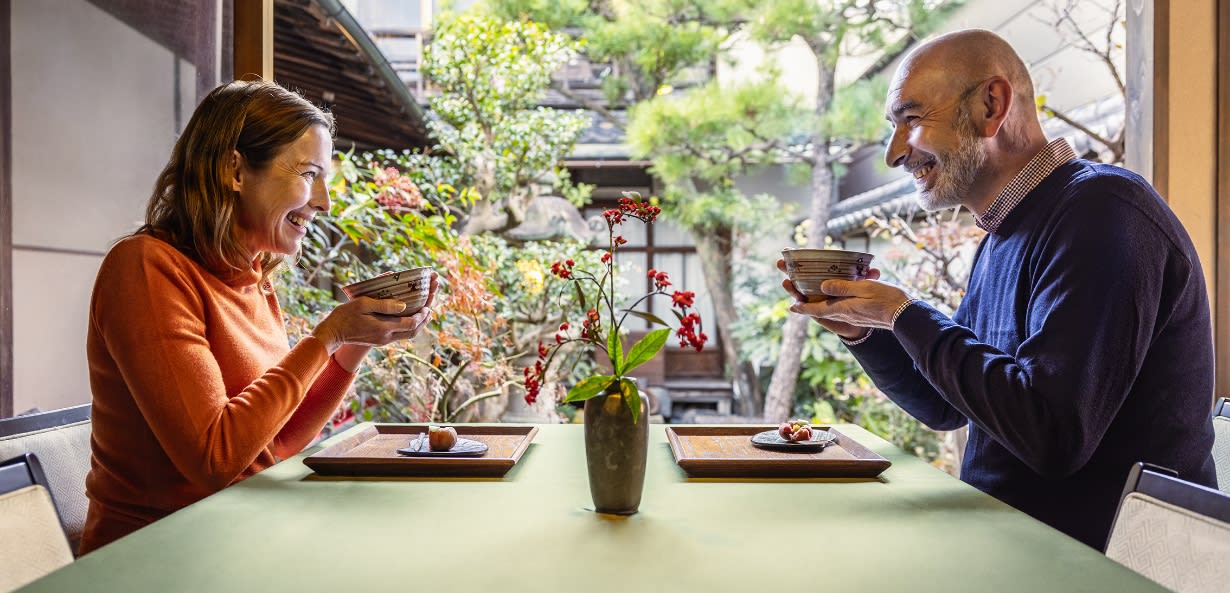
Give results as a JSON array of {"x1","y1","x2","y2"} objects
[{"x1": 10, "y1": 0, "x2": 191, "y2": 413}]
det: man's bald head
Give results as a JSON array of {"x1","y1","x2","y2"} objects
[{"x1": 893, "y1": 29, "x2": 1041, "y2": 151}]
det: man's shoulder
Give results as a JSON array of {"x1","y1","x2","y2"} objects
[{"x1": 1041, "y1": 160, "x2": 1172, "y2": 221}]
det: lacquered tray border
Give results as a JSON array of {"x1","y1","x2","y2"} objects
[
  {"x1": 304, "y1": 424, "x2": 538, "y2": 477},
  {"x1": 665, "y1": 425, "x2": 891, "y2": 478}
]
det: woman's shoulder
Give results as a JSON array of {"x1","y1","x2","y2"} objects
[
  {"x1": 106, "y1": 233, "x2": 188, "y2": 263},
  {"x1": 101, "y1": 233, "x2": 203, "y2": 281}
]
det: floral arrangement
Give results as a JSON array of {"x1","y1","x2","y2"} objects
[{"x1": 522, "y1": 192, "x2": 708, "y2": 423}]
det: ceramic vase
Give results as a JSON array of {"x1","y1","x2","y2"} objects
[{"x1": 582, "y1": 380, "x2": 649, "y2": 514}]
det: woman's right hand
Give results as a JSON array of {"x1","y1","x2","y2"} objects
[{"x1": 310, "y1": 297, "x2": 433, "y2": 353}]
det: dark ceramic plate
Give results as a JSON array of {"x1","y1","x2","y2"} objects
[
  {"x1": 397, "y1": 437, "x2": 489, "y2": 457},
  {"x1": 749, "y1": 429, "x2": 837, "y2": 452}
]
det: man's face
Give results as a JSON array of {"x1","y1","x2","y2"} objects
[{"x1": 884, "y1": 68, "x2": 989, "y2": 211}]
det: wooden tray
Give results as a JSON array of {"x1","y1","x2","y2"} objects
[
  {"x1": 665, "y1": 426, "x2": 891, "y2": 478},
  {"x1": 303, "y1": 424, "x2": 538, "y2": 477}
]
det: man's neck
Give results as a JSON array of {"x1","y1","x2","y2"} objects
[{"x1": 966, "y1": 138, "x2": 1050, "y2": 215}]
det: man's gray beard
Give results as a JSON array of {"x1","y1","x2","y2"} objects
[{"x1": 916, "y1": 128, "x2": 988, "y2": 212}]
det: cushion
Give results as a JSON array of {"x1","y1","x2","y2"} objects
[
  {"x1": 1105, "y1": 492, "x2": 1230, "y2": 593},
  {"x1": 0, "y1": 420, "x2": 92, "y2": 550},
  {"x1": 0, "y1": 484, "x2": 73, "y2": 592}
]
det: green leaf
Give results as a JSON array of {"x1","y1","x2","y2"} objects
[
  {"x1": 622, "y1": 328, "x2": 670, "y2": 375},
  {"x1": 621, "y1": 308, "x2": 671, "y2": 327},
  {"x1": 563, "y1": 375, "x2": 615, "y2": 403},
  {"x1": 620, "y1": 378, "x2": 640, "y2": 425},
  {"x1": 572, "y1": 280, "x2": 587, "y2": 312},
  {"x1": 607, "y1": 326, "x2": 624, "y2": 376}
]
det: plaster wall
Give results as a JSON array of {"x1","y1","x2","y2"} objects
[{"x1": 9, "y1": 0, "x2": 191, "y2": 412}]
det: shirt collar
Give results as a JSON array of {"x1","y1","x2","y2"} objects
[{"x1": 975, "y1": 138, "x2": 1078, "y2": 233}]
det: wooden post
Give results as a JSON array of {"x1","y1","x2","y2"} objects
[
  {"x1": 233, "y1": 0, "x2": 274, "y2": 80},
  {"x1": 1218, "y1": 0, "x2": 1230, "y2": 399},
  {"x1": 0, "y1": 0, "x2": 11, "y2": 418}
]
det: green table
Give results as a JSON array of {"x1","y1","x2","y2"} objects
[{"x1": 21, "y1": 424, "x2": 1166, "y2": 592}]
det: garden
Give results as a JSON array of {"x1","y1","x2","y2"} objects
[{"x1": 279, "y1": 1, "x2": 994, "y2": 475}]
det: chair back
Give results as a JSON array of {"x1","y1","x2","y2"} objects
[
  {"x1": 0, "y1": 453, "x2": 74, "y2": 592},
  {"x1": 1104, "y1": 463, "x2": 1230, "y2": 593},
  {"x1": 1214, "y1": 398, "x2": 1230, "y2": 492},
  {"x1": 0, "y1": 404, "x2": 92, "y2": 552}
]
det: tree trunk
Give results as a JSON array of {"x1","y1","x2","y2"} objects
[
  {"x1": 763, "y1": 158, "x2": 835, "y2": 421},
  {"x1": 692, "y1": 226, "x2": 756, "y2": 415}
]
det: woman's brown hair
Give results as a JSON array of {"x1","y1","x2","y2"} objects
[{"x1": 140, "y1": 79, "x2": 334, "y2": 282}]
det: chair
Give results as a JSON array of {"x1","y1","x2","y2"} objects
[
  {"x1": 1104, "y1": 463, "x2": 1230, "y2": 593},
  {"x1": 0, "y1": 404, "x2": 92, "y2": 553},
  {"x1": 0, "y1": 453, "x2": 74, "y2": 592},
  {"x1": 1214, "y1": 398, "x2": 1230, "y2": 492}
]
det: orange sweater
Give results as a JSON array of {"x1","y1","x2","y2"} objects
[{"x1": 80, "y1": 234, "x2": 355, "y2": 554}]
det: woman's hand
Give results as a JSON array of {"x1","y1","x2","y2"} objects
[{"x1": 311, "y1": 272, "x2": 439, "y2": 355}]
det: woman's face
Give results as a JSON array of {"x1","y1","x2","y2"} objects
[{"x1": 232, "y1": 124, "x2": 332, "y2": 258}]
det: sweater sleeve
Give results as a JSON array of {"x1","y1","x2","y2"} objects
[
  {"x1": 846, "y1": 329, "x2": 968, "y2": 431},
  {"x1": 271, "y1": 356, "x2": 356, "y2": 457},
  {"x1": 892, "y1": 189, "x2": 1187, "y2": 478},
  {"x1": 93, "y1": 242, "x2": 330, "y2": 491}
]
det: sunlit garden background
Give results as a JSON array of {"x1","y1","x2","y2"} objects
[{"x1": 275, "y1": 0, "x2": 1127, "y2": 476}]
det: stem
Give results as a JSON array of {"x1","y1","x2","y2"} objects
[{"x1": 447, "y1": 383, "x2": 516, "y2": 422}]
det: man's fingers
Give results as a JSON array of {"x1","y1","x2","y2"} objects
[
  {"x1": 821, "y1": 278, "x2": 862, "y2": 297},
  {"x1": 781, "y1": 278, "x2": 805, "y2": 301}
]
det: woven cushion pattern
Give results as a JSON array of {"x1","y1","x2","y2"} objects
[
  {"x1": 1213, "y1": 416, "x2": 1230, "y2": 493},
  {"x1": 1105, "y1": 492, "x2": 1230, "y2": 593},
  {"x1": 0, "y1": 420, "x2": 91, "y2": 547},
  {"x1": 0, "y1": 484, "x2": 73, "y2": 592}
]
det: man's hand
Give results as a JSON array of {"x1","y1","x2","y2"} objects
[{"x1": 777, "y1": 259, "x2": 913, "y2": 338}]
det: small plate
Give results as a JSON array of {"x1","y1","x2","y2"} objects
[
  {"x1": 750, "y1": 429, "x2": 837, "y2": 452},
  {"x1": 397, "y1": 437, "x2": 489, "y2": 457}
]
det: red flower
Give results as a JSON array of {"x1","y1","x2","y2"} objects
[
  {"x1": 601, "y1": 252, "x2": 612, "y2": 264},
  {"x1": 671, "y1": 290, "x2": 695, "y2": 308},
  {"x1": 560, "y1": 322, "x2": 570, "y2": 331}
]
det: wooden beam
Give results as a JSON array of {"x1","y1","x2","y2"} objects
[
  {"x1": 1218, "y1": 0, "x2": 1230, "y2": 398},
  {"x1": 234, "y1": 0, "x2": 274, "y2": 80},
  {"x1": 0, "y1": 0, "x2": 11, "y2": 418}
]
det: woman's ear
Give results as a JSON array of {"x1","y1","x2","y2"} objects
[{"x1": 230, "y1": 150, "x2": 244, "y2": 193}]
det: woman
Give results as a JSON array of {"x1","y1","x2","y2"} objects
[{"x1": 79, "y1": 80, "x2": 435, "y2": 554}]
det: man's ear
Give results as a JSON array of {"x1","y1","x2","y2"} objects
[
  {"x1": 976, "y1": 76, "x2": 1012, "y2": 138},
  {"x1": 230, "y1": 150, "x2": 244, "y2": 193}
]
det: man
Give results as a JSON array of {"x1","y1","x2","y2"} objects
[{"x1": 784, "y1": 29, "x2": 1217, "y2": 549}]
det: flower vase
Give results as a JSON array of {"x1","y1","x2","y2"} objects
[{"x1": 583, "y1": 380, "x2": 649, "y2": 514}]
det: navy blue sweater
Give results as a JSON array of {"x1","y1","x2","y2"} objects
[{"x1": 849, "y1": 160, "x2": 1217, "y2": 549}]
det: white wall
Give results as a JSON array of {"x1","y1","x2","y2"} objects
[{"x1": 10, "y1": 0, "x2": 189, "y2": 412}]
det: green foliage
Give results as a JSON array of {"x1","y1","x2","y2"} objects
[
  {"x1": 484, "y1": 0, "x2": 749, "y2": 104},
  {"x1": 628, "y1": 77, "x2": 813, "y2": 184},
  {"x1": 825, "y1": 78, "x2": 890, "y2": 143},
  {"x1": 280, "y1": 149, "x2": 474, "y2": 425},
  {"x1": 424, "y1": 13, "x2": 591, "y2": 230}
]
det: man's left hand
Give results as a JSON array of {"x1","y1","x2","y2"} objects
[{"x1": 789, "y1": 277, "x2": 914, "y2": 330}]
